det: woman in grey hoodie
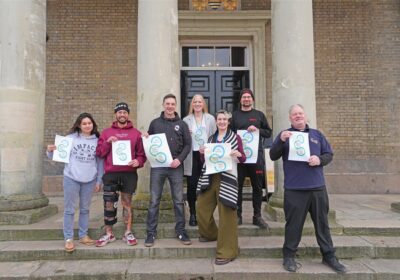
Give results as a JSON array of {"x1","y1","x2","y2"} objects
[{"x1": 47, "y1": 113, "x2": 103, "y2": 252}]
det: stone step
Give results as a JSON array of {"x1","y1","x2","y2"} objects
[
  {"x1": 1, "y1": 220, "x2": 399, "y2": 242},
  {"x1": 1, "y1": 258, "x2": 400, "y2": 280},
  {"x1": 1, "y1": 235, "x2": 399, "y2": 262}
]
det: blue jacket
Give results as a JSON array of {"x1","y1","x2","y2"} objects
[{"x1": 269, "y1": 125, "x2": 333, "y2": 190}]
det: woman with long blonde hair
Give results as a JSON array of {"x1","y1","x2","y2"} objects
[{"x1": 183, "y1": 94, "x2": 216, "y2": 226}]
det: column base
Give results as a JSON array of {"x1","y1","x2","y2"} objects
[
  {"x1": 132, "y1": 193, "x2": 177, "y2": 223},
  {"x1": 0, "y1": 205, "x2": 58, "y2": 225},
  {"x1": 391, "y1": 202, "x2": 400, "y2": 213},
  {"x1": 0, "y1": 193, "x2": 58, "y2": 225},
  {"x1": 264, "y1": 203, "x2": 337, "y2": 224}
]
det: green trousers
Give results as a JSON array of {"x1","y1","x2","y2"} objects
[{"x1": 197, "y1": 174, "x2": 239, "y2": 259}]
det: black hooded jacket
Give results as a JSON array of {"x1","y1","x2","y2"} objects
[{"x1": 148, "y1": 112, "x2": 191, "y2": 164}]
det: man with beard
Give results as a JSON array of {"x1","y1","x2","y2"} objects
[
  {"x1": 95, "y1": 102, "x2": 146, "y2": 247},
  {"x1": 231, "y1": 89, "x2": 272, "y2": 228}
]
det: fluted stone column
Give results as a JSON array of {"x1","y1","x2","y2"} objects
[
  {"x1": 133, "y1": 0, "x2": 180, "y2": 223},
  {"x1": 0, "y1": 0, "x2": 57, "y2": 224},
  {"x1": 267, "y1": 0, "x2": 317, "y2": 221}
]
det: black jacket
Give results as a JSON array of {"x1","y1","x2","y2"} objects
[
  {"x1": 231, "y1": 108, "x2": 272, "y2": 151},
  {"x1": 148, "y1": 112, "x2": 191, "y2": 164}
]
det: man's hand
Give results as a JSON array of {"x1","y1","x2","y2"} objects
[
  {"x1": 280, "y1": 130, "x2": 292, "y2": 142},
  {"x1": 47, "y1": 144, "x2": 56, "y2": 152},
  {"x1": 142, "y1": 132, "x2": 149, "y2": 138},
  {"x1": 94, "y1": 183, "x2": 101, "y2": 193},
  {"x1": 170, "y1": 159, "x2": 181, "y2": 168},
  {"x1": 308, "y1": 155, "x2": 321, "y2": 166},
  {"x1": 107, "y1": 136, "x2": 118, "y2": 143},
  {"x1": 128, "y1": 159, "x2": 140, "y2": 168},
  {"x1": 247, "y1": 125, "x2": 258, "y2": 132}
]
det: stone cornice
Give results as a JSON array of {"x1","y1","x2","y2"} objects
[{"x1": 178, "y1": 10, "x2": 270, "y2": 21}]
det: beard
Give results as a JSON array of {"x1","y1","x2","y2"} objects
[{"x1": 117, "y1": 117, "x2": 127, "y2": 124}]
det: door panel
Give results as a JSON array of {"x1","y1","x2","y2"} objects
[
  {"x1": 215, "y1": 71, "x2": 249, "y2": 114},
  {"x1": 181, "y1": 71, "x2": 214, "y2": 116},
  {"x1": 181, "y1": 70, "x2": 249, "y2": 116}
]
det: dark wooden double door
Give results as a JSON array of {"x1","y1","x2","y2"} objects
[{"x1": 181, "y1": 70, "x2": 250, "y2": 116}]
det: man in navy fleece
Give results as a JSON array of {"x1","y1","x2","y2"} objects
[{"x1": 269, "y1": 104, "x2": 347, "y2": 274}]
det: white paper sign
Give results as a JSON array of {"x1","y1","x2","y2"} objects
[
  {"x1": 288, "y1": 132, "x2": 310, "y2": 162},
  {"x1": 52, "y1": 135, "x2": 73, "y2": 163},
  {"x1": 264, "y1": 148, "x2": 275, "y2": 193},
  {"x1": 112, "y1": 140, "x2": 132, "y2": 165},
  {"x1": 142, "y1": 134, "x2": 173, "y2": 168},
  {"x1": 204, "y1": 143, "x2": 232, "y2": 175},
  {"x1": 237, "y1": 130, "x2": 259, "y2": 164},
  {"x1": 192, "y1": 126, "x2": 207, "y2": 151}
]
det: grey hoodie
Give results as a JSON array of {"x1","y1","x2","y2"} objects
[{"x1": 47, "y1": 132, "x2": 103, "y2": 184}]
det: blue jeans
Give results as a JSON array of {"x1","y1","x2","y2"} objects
[
  {"x1": 146, "y1": 166, "x2": 186, "y2": 236},
  {"x1": 63, "y1": 176, "x2": 96, "y2": 240}
]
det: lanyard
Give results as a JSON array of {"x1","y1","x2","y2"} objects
[{"x1": 194, "y1": 113, "x2": 203, "y2": 130}]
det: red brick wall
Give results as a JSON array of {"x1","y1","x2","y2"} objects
[
  {"x1": 45, "y1": 0, "x2": 138, "y2": 180},
  {"x1": 314, "y1": 0, "x2": 400, "y2": 159}
]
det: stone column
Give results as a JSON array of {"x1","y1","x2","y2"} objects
[
  {"x1": 0, "y1": 0, "x2": 57, "y2": 224},
  {"x1": 133, "y1": 0, "x2": 180, "y2": 222},
  {"x1": 267, "y1": 0, "x2": 317, "y2": 221}
]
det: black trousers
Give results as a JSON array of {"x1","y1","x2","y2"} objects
[
  {"x1": 186, "y1": 151, "x2": 202, "y2": 215},
  {"x1": 237, "y1": 153, "x2": 265, "y2": 217},
  {"x1": 283, "y1": 188, "x2": 335, "y2": 259}
]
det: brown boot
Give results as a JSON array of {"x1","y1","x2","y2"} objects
[{"x1": 79, "y1": 235, "x2": 96, "y2": 246}]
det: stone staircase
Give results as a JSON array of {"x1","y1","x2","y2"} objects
[{"x1": 1, "y1": 194, "x2": 400, "y2": 279}]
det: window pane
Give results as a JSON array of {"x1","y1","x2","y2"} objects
[
  {"x1": 182, "y1": 47, "x2": 197, "y2": 67},
  {"x1": 232, "y1": 47, "x2": 246, "y2": 67},
  {"x1": 199, "y1": 47, "x2": 214, "y2": 67},
  {"x1": 215, "y1": 47, "x2": 230, "y2": 67}
]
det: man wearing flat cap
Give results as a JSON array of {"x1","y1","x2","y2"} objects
[{"x1": 95, "y1": 102, "x2": 146, "y2": 247}]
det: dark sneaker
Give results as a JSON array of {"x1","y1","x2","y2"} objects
[
  {"x1": 322, "y1": 256, "x2": 347, "y2": 274},
  {"x1": 198, "y1": 236, "x2": 215, "y2": 242},
  {"x1": 253, "y1": 216, "x2": 269, "y2": 230},
  {"x1": 177, "y1": 231, "x2": 192, "y2": 245},
  {"x1": 215, "y1": 258, "x2": 234, "y2": 265},
  {"x1": 189, "y1": 214, "x2": 197, "y2": 226},
  {"x1": 237, "y1": 216, "x2": 242, "y2": 225},
  {"x1": 283, "y1": 257, "x2": 298, "y2": 272},
  {"x1": 144, "y1": 233, "x2": 155, "y2": 247}
]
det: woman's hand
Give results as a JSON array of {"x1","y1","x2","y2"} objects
[
  {"x1": 230, "y1": 149, "x2": 242, "y2": 158},
  {"x1": 199, "y1": 145, "x2": 206, "y2": 154}
]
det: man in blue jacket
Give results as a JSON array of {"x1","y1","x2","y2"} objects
[{"x1": 270, "y1": 104, "x2": 347, "y2": 274}]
